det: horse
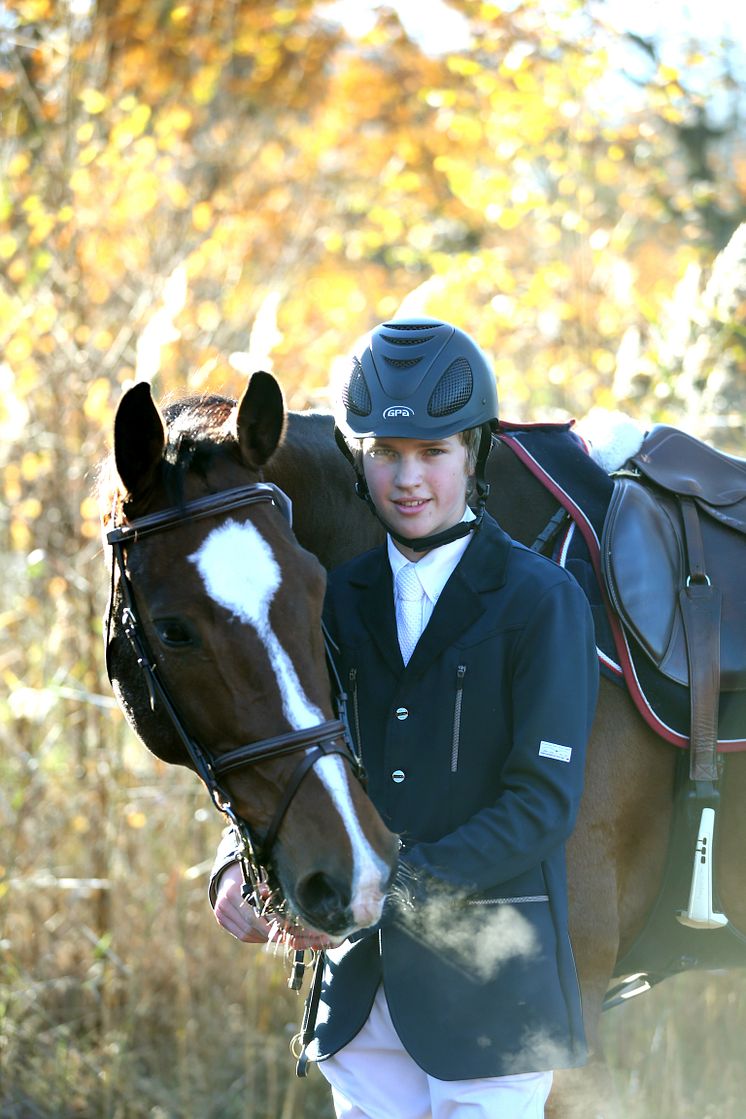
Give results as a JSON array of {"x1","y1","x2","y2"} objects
[
  {"x1": 104, "y1": 372, "x2": 746, "y2": 1118},
  {"x1": 101, "y1": 371, "x2": 398, "y2": 940},
  {"x1": 230, "y1": 378, "x2": 746, "y2": 1116}
]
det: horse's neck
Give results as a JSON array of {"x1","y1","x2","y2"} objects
[
  {"x1": 484, "y1": 440, "x2": 560, "y2": 547},
  {"x1": 267, "y1": 411, "x2": 384, "y2": 569}
]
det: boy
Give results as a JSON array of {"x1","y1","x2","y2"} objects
[{"x1": 212, "y1": 318, "x2": 599, "y2": 1119}]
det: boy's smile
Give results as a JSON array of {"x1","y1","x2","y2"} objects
[{"x1": 362, "y1": 434, "x2": 470, "y2": 558}]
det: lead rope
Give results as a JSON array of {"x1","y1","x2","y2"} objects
[{"x1": 292, "y1": 947, "x2": 325, "y2": 1077}]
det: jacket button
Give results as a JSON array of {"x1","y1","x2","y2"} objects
[
  {"x1": 395, "y1": 707, "x2": 409, "y2": 721},
  {"x1": 391, "y1": 769, "x2": 406, "y2": 783}
]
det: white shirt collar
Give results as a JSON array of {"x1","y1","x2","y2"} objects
[{"x1": 387, "y1": 507, "x2": 476, "y2": 605}]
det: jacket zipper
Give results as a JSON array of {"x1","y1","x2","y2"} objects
[
  {"x1": 451, "y1": 664, "x2": 467, "y2": 772},
  {"x1": 349, "y1": 668, "x2": 362, "y2": 755}
]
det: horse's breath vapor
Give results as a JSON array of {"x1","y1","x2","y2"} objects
[{"x1": 398, "y1": 894, "x2": 540, "y2": 982}]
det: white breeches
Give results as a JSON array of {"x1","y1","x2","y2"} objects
[{"x1": 318, "y1": 985, "x2": 553, "y2": 1119}]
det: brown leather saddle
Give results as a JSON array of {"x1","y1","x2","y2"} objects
[{"x1": 601, "y1": 425, "x2": 746, "y2": 785}]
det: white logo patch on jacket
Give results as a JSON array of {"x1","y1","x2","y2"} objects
[{"x1": 539, "y1": 740, "x2": 573, "y2": 763}]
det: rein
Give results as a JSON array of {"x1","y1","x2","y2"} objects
[{"x1": 105, "y1": 481, "x2": 364, "y2": 913}]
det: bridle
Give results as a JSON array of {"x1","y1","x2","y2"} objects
[{"x1": 105, "y1": 480, "x2": 364, "y2": 915}]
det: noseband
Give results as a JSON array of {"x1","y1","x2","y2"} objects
[{"x1": 105, "y1": 481, "x2": 364, "y2": 912}]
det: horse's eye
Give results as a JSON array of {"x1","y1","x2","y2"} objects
[{"x1": 153, "y1": 618, "x2": 196, "y2": 648}]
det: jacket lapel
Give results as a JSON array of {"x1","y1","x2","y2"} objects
[
  {"x1": 357, "y1": 551, "x2": 404, "y2": 672},
  {"x1": 352, "y1": 515, "x2": 514, "y2": 677},
  {"x1": 406, "y1": 516, "x2": 512, "y2": 677}
]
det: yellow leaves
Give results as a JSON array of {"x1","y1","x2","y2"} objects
[
  {"x1": 32, "y1": 303, "x2": 56, "y2": 335},
  {"x1": 6, "y1": 333, "x2": 34, "y2": 365},
  {"x1": 8, "y1": 152, "x2": 31, "y2": 177},
  {"x1": 111, "y1": 103, "x2": 152, "y2": 149},
  {"x1": 446, "y1": 55, "x2": 481, "y2": 77},
  {"x1": 192, "y1": 201, "x2": 213, "y2": 232},
  {"x1": 155, "y1": 105, "x2": 194, "y2": 138},
  {"x1": 0, "y1": 233, "x2": 18, "y2": 261},
  {"x1": 165, "y1": 179, "x2": 191, "y2": 209},
  {"x1": 80, "y1": 495, "x2": 102, "y2": 540},
  {"x1": 20, "y1": 451, "x2": 48, "y2": 483},
  {"x1": 195, "y1": 301, "x2": 221, "y2": 332},
  {"x1": 272, "y1": 8, "x2": 297, "y2": 26},
  {"x1": 80, "y1": 88, "x2": 110, "y2": 115},
  {"x1": 84, "y1": 378, "x2": 112, "y2": 423},
  {"x1": 191, "y1": 65, "x2": 220, "y2": 105},
  {"x1": 423, "y1": 88, "x2": 457, "y2": 109}
]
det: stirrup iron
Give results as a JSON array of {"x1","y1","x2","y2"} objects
[{"x1": 676, "y1": 807, "x2": 728, "y2": 929}]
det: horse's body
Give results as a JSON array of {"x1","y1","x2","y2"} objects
[
  {"x1": 266, "y1": 408, "x2": 746, "y2": 1115},
  {"x1": 104, "y1": 380, "x2": 746, "y2": 1118}
]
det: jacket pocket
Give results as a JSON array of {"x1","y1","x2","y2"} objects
[
  {"x1": 450, "y1": 664, "x2": 467, "y2": 772},
  {"x1": 466, "y1": 895, "x2": 549, "y2": 905},
  {"x1": 349, "y1": 667, "x2": 362, "y2": 755}
]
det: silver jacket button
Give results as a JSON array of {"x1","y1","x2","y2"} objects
[
  {"x1": 395, "y1": 707, "x2": 409, "y2": 720},
  {"x1": 391, "y1": 769, "x2": 406, "y2": 783}
]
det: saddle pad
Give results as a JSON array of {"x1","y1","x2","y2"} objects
[{"x1": 498, "y1": 425, "x2": 746, "y2": 752}]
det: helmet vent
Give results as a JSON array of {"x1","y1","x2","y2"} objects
[
  {"x1": 428, "y1": 358, "x2": 473, "y2": 417},
  {"x1": 343, "y1": 357, "x2": 372, "y2": 416},
  {"x1": 383, "y1": 322, "x2": 437, "y2": 331},
  {"x1": 384, "y1": 357, "x2": 422, "y2": 369},
  {"x1": 381, "y1": 332, "x2": 434, "y2": 346}
]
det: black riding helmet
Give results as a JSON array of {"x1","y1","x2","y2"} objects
[{"x1": 334, "y1": 317, "x2": 499, "y2": 552}]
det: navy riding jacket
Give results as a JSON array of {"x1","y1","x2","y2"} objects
[{"x1": 307, "y1": 512, "x2": 599, "y2": 1080}]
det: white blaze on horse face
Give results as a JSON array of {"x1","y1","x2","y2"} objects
[
  {"x1": 189, "y1": 520, "x2": 388, "y2": 926},
  {"x1": 189, "y1": 519, "x2": 321, "y2": 728}
]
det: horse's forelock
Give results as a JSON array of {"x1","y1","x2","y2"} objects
[{"x1": 157, "y1": 394, "x2": 241, "y2": 507}]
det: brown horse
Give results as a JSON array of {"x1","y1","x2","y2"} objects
[
  {"x1": 258, "y1": 383, "x2": 746, "y2": 1116},
  {"x1": 104, "y1": 372, "x2": 746, "y2": 1118},
  {"x1": 102, "y1": 372, "x2": 398, "y2": 939}
]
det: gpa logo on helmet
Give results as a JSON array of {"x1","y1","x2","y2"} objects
[{"x1": 382, "y1": 406, "x2": 415, "y2": 419}]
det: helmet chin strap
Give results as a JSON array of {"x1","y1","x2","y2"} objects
[{"x1": 384, "y1": 506, "x2": 484, "y2": 553}]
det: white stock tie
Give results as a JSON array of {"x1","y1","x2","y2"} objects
[{"x1": 396, "y1": 563, "x2": 423, "y2": 666}]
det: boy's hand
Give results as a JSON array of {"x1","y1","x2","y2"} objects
[{"x1": 213, "y1": 863, "x2": 342, "y2": 948}]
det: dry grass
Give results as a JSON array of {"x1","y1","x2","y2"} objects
[
  {"x1": 0, "y1": 703, "x2": 334, "y2": 1119},
  {"x1": 3, "y1": 701, "x2": 745, "y2": 1119},
  {"x1": 600, "y1": 969, "x2": 746, "y2": 1118},
  {"x1": 1, "y1": 564, "x2": 745, "y2": 1119}
]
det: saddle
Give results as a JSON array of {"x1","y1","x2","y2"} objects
[{"x1": 602, "y1": 426, "x2": 746, "y2": 784}]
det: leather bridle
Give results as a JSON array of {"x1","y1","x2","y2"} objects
[{"x1": 105, "y1": 481, "x2": 364, "y2": 913}]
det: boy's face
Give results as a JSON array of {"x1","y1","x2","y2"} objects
[{"x1": 361, "y1": 434, "x2": 470, "y2": 556}]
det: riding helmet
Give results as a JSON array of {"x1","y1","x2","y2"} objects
[{"x1": 337, "y1": 317, "x2": 499, "y2": 442}]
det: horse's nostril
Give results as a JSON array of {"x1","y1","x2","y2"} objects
[{"x1": 295, "y1": 871, "x2": 350, "y2": 927}]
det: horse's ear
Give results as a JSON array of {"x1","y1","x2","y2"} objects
[
  {"x1": 236, "y1": 370, "x2": 286, "y2": 468},
  {"x1": 114, "y1": 382, "x2": 166, "y2": 497}
]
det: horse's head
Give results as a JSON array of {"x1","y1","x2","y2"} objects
[{"x1": 102, "y1": 372, "x2": 397, "y2": 937}]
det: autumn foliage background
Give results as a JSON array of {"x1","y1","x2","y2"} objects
[{"x1": 2, "y1": 1, "x2": 746, "y2": 1116}]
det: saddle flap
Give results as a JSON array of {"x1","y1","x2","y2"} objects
[
  {"x1": 630, "y1": 426, "x2": 746, "y2": 531},
  {"x1": 603, "y1": 479, "x2": 688, "y2": 685},
  {"x1": 603, "y1": 477, "x2": 746, "y2": 691}
]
